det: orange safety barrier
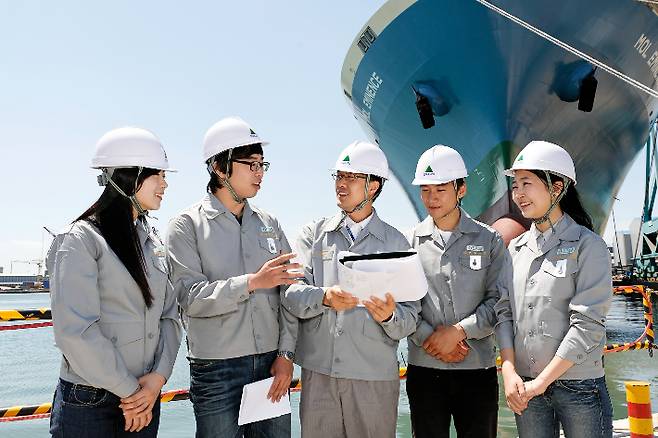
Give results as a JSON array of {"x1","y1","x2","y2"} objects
[
  {"x1": 0, "y1": 321, "x2": 53, "y2": 331},
  {"x1": 608, "y1": 286, "x2": 655, "y2": 356},
  {"x1": 0, "y1": 308, "x2": 51, "y2": 321}
]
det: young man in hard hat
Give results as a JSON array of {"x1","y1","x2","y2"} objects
[
  {"x1": 283, "y1": 141, "x2": 420, "y2": 438},
  {"x1": 405, "y1": 145, "x2": 507, "y2": 438},
  {"x1": 167, "y1": 117, "x2": 299, "y2": 437}
]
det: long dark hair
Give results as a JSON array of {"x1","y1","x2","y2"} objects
[
  {"x1": 76, "y1": 167, "x2": 161, "y2": 307},
  {"x1": 530, "y1": 170, "x2": 593, "y2": 231},
  {"x1": 206, "y1": 143, "x2": 264, "y2": 193}
]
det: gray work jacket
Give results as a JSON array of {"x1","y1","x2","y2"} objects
[
  {"x1": 283, "y1": 210, "x2": 420, "y2": 381},
  {"x1": 407, "y1": 211, "x2": 506, "y2": 369},
  {"x1": 167, "y1": 194, "x2": 296, "y2": 359},
  {"x1": 47, "y1": 219, "x2": 182, "y2": 398},
  {"x1": 495, "y1": 214, "x2": 612, "y2": 380}
]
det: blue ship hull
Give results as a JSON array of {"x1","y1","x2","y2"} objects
[{"x1": 342, "y1": 0, "x2": 658, "y2": 236}]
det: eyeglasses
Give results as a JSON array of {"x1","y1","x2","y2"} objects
[
  {"x1": 231, "y1": 159, "x2": 270, "y2": 172},
  {"x1": 331, "y1": 172, "x2": 367, "y2": 182}
]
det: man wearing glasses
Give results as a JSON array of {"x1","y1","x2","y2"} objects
[
  {"x1": 167, "y1": 117, "x2": 299, "y2": 437},
  {"x1": 283, "y1": 141, "x2": 420, "y2": 437}
]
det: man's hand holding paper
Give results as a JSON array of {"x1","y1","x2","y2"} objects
[
  {"x1": 337, "y1": 251, "x2": 428, "y2": 305},
  {"x1": 322, "y1": 285, "x2": 359, "y2": 311},
  {"x1": 363, "y1": 293, "x2": 396, "y2": 322}
]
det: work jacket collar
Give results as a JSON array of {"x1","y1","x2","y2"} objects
[
  {"x1": 323, "y1": 208, "x2": 386, "y2": 242},
  {"x1": 515, "y1": 213, "x2": 581, "y2": 254},
  {"x1": 201, "y1": 193, "x2": 254, "y2": 221},
  {"x1": 415, "y1": 208, "x2": 480, "y2": 237}
]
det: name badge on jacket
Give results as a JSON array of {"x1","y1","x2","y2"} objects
[
  {"x1": 267, "y1": 238, "x2": 277, "y2": 254},
  {"x1": 470, "y1": 255, "x2": 482, "y2": 270},
  {"x1": 554, "y1": 259, "x2": 567, "y2": 277}
]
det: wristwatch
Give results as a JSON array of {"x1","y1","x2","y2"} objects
[{"x1": 277, "y1": 350, "x2": 295, "y2": 362}]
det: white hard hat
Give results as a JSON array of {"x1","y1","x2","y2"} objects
[
  {"x1": 334, "y1": 141, "x2": 389, "y2": 179},
  {"x1": 202, "y1": 116, "x2": 269, "y2": 162},
  {"x1": 504, "y1": 140, "x2": 577, "y2": 185},
  {"x1": 412, "y1": 145, "x2": 468, "y2": 185},
  {"x1": 91, "y1": 127, "x2": 175, "y2": 171}
]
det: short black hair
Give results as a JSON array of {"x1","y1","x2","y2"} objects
[
  {"x1": 455, "y1": 178, "x2": 466, "y2": 204},
  {"x1": 206, "y1": 143, "x2": 264, "y2": 193},
  {"x1": 370, "y1": 175, "x2": 385, "y2": 201}
]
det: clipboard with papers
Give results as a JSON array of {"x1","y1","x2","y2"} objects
[{"x1": 337, "y1": 250, "x2": 428, "y2": 305}]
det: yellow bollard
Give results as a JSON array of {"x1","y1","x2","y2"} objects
[{"x1": 625, "y1": 381, "x2": 655, "y2": 438}]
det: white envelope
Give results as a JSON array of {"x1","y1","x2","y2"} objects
[
  {"x1": 237, "y1": 377, "x2": 291, "y2": 426},
  {"x1": 337, "y1": 251, "x2": 428, "y2": 305}
]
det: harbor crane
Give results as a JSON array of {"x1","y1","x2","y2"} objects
[{"x1": 10, "y1": 259, "x2": 45, "y2": 277}]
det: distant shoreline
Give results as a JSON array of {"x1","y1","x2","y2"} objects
[{"x1": 0, "y1": 289, "x2": 50, "y2": 294}]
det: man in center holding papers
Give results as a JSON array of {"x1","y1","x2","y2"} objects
[{"x1": 283, "y1": 141, "x2": 420, "y2": 438}]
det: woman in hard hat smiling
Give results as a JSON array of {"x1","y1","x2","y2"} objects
[
  {"x1": 406, "y1": 145, "x2": 507, "y2": 438},
  {"x1": 495, "y1": 140, "x2": 613, "y2": 437},
  {"x1": 47, "y1": 127, "x2": 182, "y2": 437}
]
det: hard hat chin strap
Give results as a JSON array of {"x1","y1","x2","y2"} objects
[
  {"x1": 207, "y1": 148, "x2": 245, "y2": 204},
  {"x1": 341, "y1": 174, "x2": 372, "y2": 215},
  {"x1": 221, "y1": 178, "x2": 245, "y2": 204},
  {"x1": 102, "y1": 167, "x2": 149, "y2": 217},
  {"x1": 533, "y1": 171, "x2": 570, "y2": 229}
]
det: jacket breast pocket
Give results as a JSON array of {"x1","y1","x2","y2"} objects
[
  {"x1": 258, "y1": 237, "x2": 280, "y2": 256},
  {"x1": 539, "y1": 258, "x2": 577, "y2": 299},
  {"x1": 459, "y1": 254, "x2": 491, "y2": 273},
  {"x1": 455, "y1": 255, "x2": 491, "y2": 312},
  {"x1": 541, "y1": 258, "x2": 577, "y2": 278}
]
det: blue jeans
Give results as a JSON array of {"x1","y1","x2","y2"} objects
[
  {"x1": 50, "y1": 379, "x2": 160, "y2": 438},
  {"x1": 189, "y1": 350, "x2": 291, "y2": 438},
  {"x1": 515, "y1": 376, "x2": 613, "y2": 438}
]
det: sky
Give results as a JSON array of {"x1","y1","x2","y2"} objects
[{"x1": 0, "y1": 1, "x2": 650, "y2": 275}]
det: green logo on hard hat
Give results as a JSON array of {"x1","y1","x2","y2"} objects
[
  {"x1": 342, "y1": 155, "x2": 350, "y2": 162},
  {"x1": 517, "y1": 154, "x2": 524, "y2": 161},
  {"x1": 422, "y1": 165, "x2": 435, "y2": 176},
  {"x1": 250, "y1": 129, "x2": 257, "y2": 137}
]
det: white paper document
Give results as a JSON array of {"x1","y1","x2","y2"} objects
[
  {"x1": 237, "y1": 377, "x2": 291, "y2": 426},
  {"x1": 337, "y1": 251, "x2": 428, "y2": 305}
]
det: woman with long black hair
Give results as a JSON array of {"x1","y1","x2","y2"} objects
[
  {"x1": 495, "y1": 140, "x2": 613, "y2": 438},
  {"x1": 47, "y1": 127, "x2": 182, "y2": 437}
]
